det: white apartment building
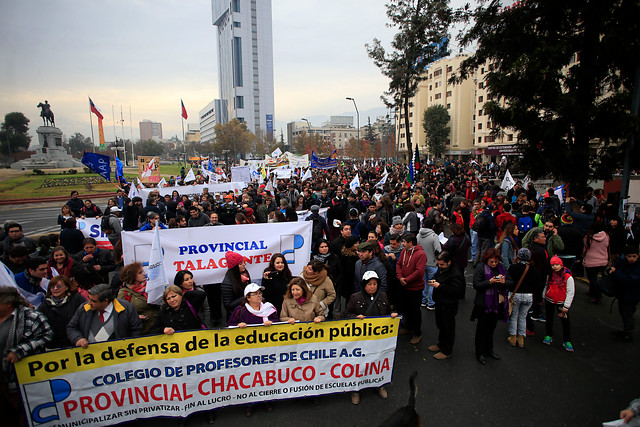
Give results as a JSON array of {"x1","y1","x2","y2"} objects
[{"x1": 212, "y1": 0, "x2": 275, "y2": 136}]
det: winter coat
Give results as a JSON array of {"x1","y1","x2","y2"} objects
[
  {"x1": 280, "y1": 295, "x2": 325, "y2": 322},
  {"x1": 150, "y1": 301, "x2": 203, "y2": 334},
  {"x1": 66, "y1": 298, "x2": 142, "y2": 344},
  {"x1": 38, "y1": 293, "x2": 87, "y2": 348},
  {"x1": 262, "y1": 270, "x2": 291, "y2": 315},
  {"x1": 582, "y1": 231, "x2": 610, "y2": 268},
  {"x1": 396, "y1": 244, "x2": 427, "y2": 291},
  {"x1": 443, "y1": 234, "x2": 470, "y2": 271},
  {"x1": 612, "y1": 258, "x2": 640, "y2": 303},
  {"x1": 354, "y1": 256, "x2": 388, "y2": 293},
  {"x1": 543, "y1": 269, "x2": 575, "y2": 309},
  {"x1": 345, "y1": 290, "x2": 392, "y2": 317},
  {"x1": 417, "y1": 227, "x2": 441, "y2": 267},
  {"x1": 432, "y1": 265, "x2": 466, "y2": 306},
  {"x1": 299, "y1": 274, "x2": 336, "y2": 316},
  {"x1": 117, "y1": 286, "x2": 160, "y2": 334}
]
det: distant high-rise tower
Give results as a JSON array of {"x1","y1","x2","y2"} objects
[
  {"x1": 212, "y1": 0, "x2": 275, "y2": 137},
  {"x1": 139, "y1": 120, "x2": 163, "y2": 141}
]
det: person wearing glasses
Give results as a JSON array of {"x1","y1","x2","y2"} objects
[{"x1": 38, "y1": 275, "x2": 86, "y2": 349}]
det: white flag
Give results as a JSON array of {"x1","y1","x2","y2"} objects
[
  {"x1": 146, "y1": 225, "x2": 169, "y2": 305},
  {"x1": 383, "y1": 166, "x2": 388, "y2": 176},
  {"x1": 137, "y1": 177, "x2": 146, "y2": 189},
  {"x1": 265, "y1": 176, "x2": 274, "y2": 194},
  {"x1": 141, "y1": 157, "x2": 155, "y2": 179},
  {"x1": 375, "y1": 172, "x2": 388, "y2": 189},
  {"x1": 0, "y1": 261, "x2": 44, "y2": 306},
  {"x1": 128, "y1": 184, "x2": 139, "y2": 199},
  {"x1": 302, "y1": 168, "x2": 313, "y2": 182},
  {"x1": 500, "y1": 169, "x2": 515, "y2": 191},
  {"x1": 522, "y1": 175, "x2": 531, "y2": 190},
  {"x1": 184, "y1": 168, "x2": 196, "y2": 183},
  {"x1": 157, "y1": 177, "x2": 167, "y2": 188},
  {"x1": 354, "y1": 164, "x2": 358, "y2": 171},
  {"x1": 349, "y1": 174, "x2": 360, "y2": 193},
  {"x1": 271, "y1": 147, "x2": 283, "y2": 157}
]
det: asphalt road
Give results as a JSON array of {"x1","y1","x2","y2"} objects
[
  {"x1": 0, "y1": 198, "x2": 111, "y2": 237},
  {"x1": 136, "y1": 272, "x2": 639, "y2": 427}
]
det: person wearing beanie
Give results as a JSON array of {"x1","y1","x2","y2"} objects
[
  {"x1": 506, "y1": 248, "x2": 541, "y2": 348},
  {"x1": 221, "y1": 251, "x2": 251, "y2": 320},
  {"x1": 542, "y1": 256, "x2": 575, "y2": 352}
]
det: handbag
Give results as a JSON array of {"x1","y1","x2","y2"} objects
[{"x1": 508, "y1": 264, "x2": 529, "y2": 316}]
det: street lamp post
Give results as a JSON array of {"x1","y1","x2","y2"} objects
[
  {"x1": 301, "y1": 118, "x2": 311, "y2": 131},
  {"x1": 346, "y1": 97, "x2": 359, "y2": 159}
]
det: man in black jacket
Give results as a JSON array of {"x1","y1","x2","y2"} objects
[
  {"x1": 122, "y1": 196, "x2": 143, "y2": 231},
  {"x1": 73, "y1": 238, "x2": 115, "y2": 283}
]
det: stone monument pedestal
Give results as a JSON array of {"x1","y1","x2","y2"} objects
[{"x1": 11, "y1": 126, "x2": 85, "y2": 170}]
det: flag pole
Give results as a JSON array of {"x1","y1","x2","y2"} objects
[
  {"x1": 181, "y1": 115, "x2": 186, "y2": 170},
  {"x1": 88, "y1": 97, "x2": 95, "y2": 153}
]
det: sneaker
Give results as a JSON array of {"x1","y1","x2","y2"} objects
[
  {"x1": 351, "y1": 392, "x2": 360, "y2": 405},
  {"x1": 377, "y1": 386, "x2": 388, "y2": 399},
  {"x1": 409, "y1": 335, "x2": 422, "y2": 345},
  {"x1": 426, "y1": 305, "x2": 436, "y2": 311},
  {"x1": 421, "y1": 302, "x2": 428, "y2": 307},
  {"x1": 531, "y1": 314, "x2": 546, "y2": 323},
  {"x1": 563, "y1": 342, "x2": 574, "y2": 352},
  {"x1": 543, "y1": 336, "x2": 553, "y2": 345}
]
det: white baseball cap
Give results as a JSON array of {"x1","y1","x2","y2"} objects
[
  {"x1": 244, "y1": 283, "x2": 265, "y2": 297},
  {"x1": 362, "y1": 271, "x2": 379, "y2": 281}
]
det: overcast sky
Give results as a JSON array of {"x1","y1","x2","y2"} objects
[{"x1": 0, "y1": 0, "x2": 473, "y2": 145}]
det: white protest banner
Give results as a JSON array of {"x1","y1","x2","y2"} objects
[
  {"x1": 139, "y1": 182, "x2": 244, "y2": 205},
  {"x1": 296, "y1": 207, "x2": 328, "y2": 222},
  {"x1": 15, "y1": 318, "x2": 399, "y2": 427},
  {"x1": 500, "y1": 169, "x2": 515, "y2": 191},
  {"x1": 274, "y1": 168, "x2": 292, "y2": 179},
  {"x1": 121, "y1": 222, "x2": 312, "y2": 285},
  {"x1": 76, "y1": 218, "x2": 113, "y2": 250},
  {"x1": 285, "y1": 152, "x2": 309, "y2": 168},
  {"x1": 230, "y1": 166, "x2": 251, "y2": 185},
  {"x1": 146, "y1": 225, "x2": 170, "y2": 304},
  {"x1": 184, "y1": 168, "x2": 196, "y2": 183}
]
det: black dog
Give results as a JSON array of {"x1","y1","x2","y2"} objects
[{"x1": 378, "y1": 371, "x2": 421, "y2": 427}]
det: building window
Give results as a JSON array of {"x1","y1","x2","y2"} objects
[
  {"x1": 478, "y1": 96, "x2": 484, "y2": 102},
  {"x1": 401, "y1": 133, "x2": 405, "y2": 138},
  {"x1": 446, "y1": 90, "x2": 452, "y2": 97},
  {"x1": 481, "y1": 67, "x2": 485, "y2": 74},
  {"x1": 434, "y1": 69, "x2": 442, "y2": 77},
  {"x1": 447, "y1": 103, "x2": 451, "y2": 109},
  {"x1": 478, "y1": 109, "x2": 483, "y2": 116},
  {"x1": 233, "y1": 21, "x2": 241, "y2": 28},
  {"x1": 232, "y1": 0, "x2": 240, "y2": 12},
  {"x1": 485, "y1": 136, "x2": 495, "y2": 143},
  {"x1": 507, "y1": 134, "x2": 513, "y2": 141},
  {"x1": 478, "y1": 82, "x2": 484, "y2": 89},
  {"x1": 478, "y1": 137, "x2": 482, "y2": 143},
  {"x1": 233, "y1": 37, "x2": 243, "y2": 87},
  {"x1": 446, "y1": 65, "x2": 452, "y2": 73},
  {"x1": 478, "y1": 123, "x2": 482, "y2": 130},
  {"x1": 409, "y1": 112, "x2": 413, "y2": 117},
  {"x1": 435, "y1": 93, "x2": 442, "y2": 100},
  {"x1": 429, "y1": 85, "x2": 432, "y2": 90},
  {"x1": 235, "y1": 96, "x2": 244, "y2": 109},
  {"x1": 409, "y1": 122, "x2": 413, "y2": 128},
  {"x1": 238, "y1": 117, "x2": 244, "y2": 122},
  {"x1": 487, "y1": 121, "x2": 492, "y2": 128}
]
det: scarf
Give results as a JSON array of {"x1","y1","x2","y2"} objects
[
  {"x1": 46, "y1": 295, "x2": 69, "y2": 307},
  {"x1": 295, "y1": 297, "x2": 306, "y2": 306},
  {"x1": 313, "y1": 253, "x2": 331, "y2": 264},
  {"x1": 302, "y1": 268, "x2": 327, "y2": 288},
  {"x1": 244, "y1": 302, "x2": 276, "y2": 324},
  {"x1": 483, "y1": 263, "x2": 508, "y2": 319}
]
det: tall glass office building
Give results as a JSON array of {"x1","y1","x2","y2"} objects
[{"x1": 212, "y1": 0, "x2": 275, "y2": 136}]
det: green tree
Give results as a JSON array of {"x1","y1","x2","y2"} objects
[
  {"x1": 364, "y1": 117, "x2": 376, "y2": 142},
  {"x1": 366, "y1": 0, "x2": 452, "y2": 162},
  {"x1": 456, "y1": 0, "x2": 640, "y2": 196},
  {"x1": 0, "y1": 112, "x2": 32, "y2": 158},
  {"x1": 67, "y1": 132, "x2": 93, "y2": 155},
  {"x1": 135, "y1": 139, "x2": 164, "y2": 156},
  {"x1": 212, "y1": 119, "x2": 254, "y2": 159},
  {"x1": 423, "y1": 105, "x2": 450, "y2": 157}
]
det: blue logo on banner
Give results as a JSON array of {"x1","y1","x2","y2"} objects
[
  {"x1": 24, "y1": 379, "x2": 72, "y2": 424},
  {"x1": 266, "y1": 114, "x2": 273, "y2": 135}
]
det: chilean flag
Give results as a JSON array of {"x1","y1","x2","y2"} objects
[
  {"x1": 181, "y1": 99, "x2": 188, "y2": 120},
  {"x1": 89, "y1": 97, "x2": 103, "y2": 120}
]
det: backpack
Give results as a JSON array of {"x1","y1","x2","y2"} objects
[
  {"x1": 100, "y1": 216, "x2": 112, "y2": 233},
  {"x1": 517, "y1": 215, "x2": 533, "y2": 234},
  {"x1": 472, "y1": 215, "x2": 485, "y2": 232},
  {"x1": 311, "y1": 217, "x2": 324, "y2": 242}
]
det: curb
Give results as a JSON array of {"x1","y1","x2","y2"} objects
[{"x1": 0, "y1": 192, "x2": 116, "y2": 206}]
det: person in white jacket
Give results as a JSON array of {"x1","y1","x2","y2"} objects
[{"x1": 542, "y1": 256, "x2": 575, "y2": 352}]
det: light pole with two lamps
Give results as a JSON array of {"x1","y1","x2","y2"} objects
[{"x1": 346, "y1": 97, "x2": 359, "y2": 159}]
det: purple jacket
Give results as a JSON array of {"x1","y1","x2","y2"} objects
[{"x1": 227, "y1": 304, "x2": 279, "y2": 326}]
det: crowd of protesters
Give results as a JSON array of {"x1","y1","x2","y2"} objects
[{"x1": 1, "y1": 157, "x2": 640, "y2": 424}]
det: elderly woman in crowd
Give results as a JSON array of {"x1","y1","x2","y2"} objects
[
  {"x1": 117, "y1": 262, "x2": 159, "y2": 334},
  {"x1": 37, "y1": 275, "x2": 86, "y2": 349},
  {"x1": 280, "y1": 277, "x2": 325, "y2": 324}
]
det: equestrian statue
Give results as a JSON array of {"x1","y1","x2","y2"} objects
[{"x1": 37, "y1": 100, "x2": 55, "y2": 127}]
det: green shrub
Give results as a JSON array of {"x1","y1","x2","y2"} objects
[
  {"x1": 68, "y1": 169, "x2": 77, "y2": 174},
  {"x1": 33, "y1": 169, "x2": 45, "y2": 175}
]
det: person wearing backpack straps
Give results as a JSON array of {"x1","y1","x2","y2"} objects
[{"x1": 507, "y1": 248, "x2": 540, "y2": 348}]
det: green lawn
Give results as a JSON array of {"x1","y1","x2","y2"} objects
[{"x1": 0, "y1": 163, "x2": 187, "y2": 199}]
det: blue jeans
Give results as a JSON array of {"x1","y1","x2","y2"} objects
[
  {"x1": 422, "y1": 266, "x2": 439, "y2": 305},
  {"x1": 470, "y1": 230, "x2": 478, "y2": 260},
  {"x1": 508, "y1": 293, "x2": 533, "y2": 336}
]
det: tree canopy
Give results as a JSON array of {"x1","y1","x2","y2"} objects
[
  {"x1": 456, "y1": 0, "x2": 640, "y2": 195},
  {"x1": 135, "y1": 139, "x2": 164, "y2": 157},
  {"x1": 293, "y1": 131, "x2": 334, "y2": 157},
  {"x1": 212, "y1": 119, "x2": 254, "y2": 159},
  {"x1": 423, "y1": 104, "x2": 450, "y2": 158},
  {"x1": 0, "y1": 112, "x2": 32, "y2": 156},
  {"x1": 366, "y1": 0, "x2": 453, "y2": 162},
  {"x1": 66, "y1": 132, "x2": 93, "y2": 156}
]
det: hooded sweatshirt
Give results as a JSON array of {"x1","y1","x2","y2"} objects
[
  {"x1": 417, "y1": 228, "x2": 441, "y2": 267},
  {"x1": 396, "y1": 244, "x2": 427, "y2": 291},
  {"x1": 582, "y1": 231, "x2": 610, "y2": 268}
]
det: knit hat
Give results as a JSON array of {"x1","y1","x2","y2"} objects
[
  {"x1": 549, "y1": 256, "x2": 563, "y2": 266},
  {"x1": 391, "y1": 216, "x2": 403, "y2": 226},
  {"x1": 310, "y1": 205, "x2": 320, "y2": 213},
  {"x1": 225, "y1": 251, "x2": 244, "y2": 269},
  {"x1": 561, "y1": 213, "x2": 574, "y2": 224},
  {"x1": 516, "y1": 248, "x2": 531, "y2": 261}
]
